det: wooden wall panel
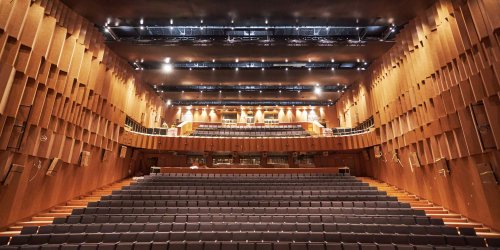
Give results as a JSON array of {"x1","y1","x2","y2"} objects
[
  {"x1": 334, "y1": 0, "x2": 500, "y2": 231},
  {"x1": 0, "y1": 0, "x2": 166, "y2": 229}
]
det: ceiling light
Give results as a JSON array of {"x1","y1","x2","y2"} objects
[
  {"x1": 261, "y1": 68, "x2": 264, "y2": 71},
  {"x1": 235, "y1": 58, "x2": 239, "y2": 62},
  {"x1": 279, "y1": 90, "x2": 282, "y2": 93},
  {"x1": 331, "y1": 67, "x2": 335, "y2": 71},
  {"x1": 170, "y1": 19, "x2": 173, "y2": 25},
  {"x1": 212, "y1": 59, "x2": 215, "y2": 62},
  {"x1": 259, "y1": 90, "x2": 262, "y2": 93},
  {"x1": 356, "y1": 27, "x2": 359, "y2": 30},
  {"x1": 239, "y1": 90, "x2": 241, "y2": 93},
  {"x1": 261, "y1": 58, "x2": 265, "y2": 62},
  {"x1": 140, "y1": 18, "x2": 144, "y2": 25},
  {"x1": 166, "y1": 100, "x2": 172, "y2": 105},
  {"x1": 189, "y1": 68, "x2": 192, "y2": 70},
  {"x1": 364, "y1": 62, "x2": 368, "y2": 65},
  {"x1": 308, "y1": 58, "x2": 311, "y2": 62},
  {"x1": 265, "y1": 19, "x2": 268, "y2": 24},
  {"x1": 219, "y1": 90, "x2": 222, "y2": 93},
  {"x1": 356, "y1": 58, "x2": 360, "y2": 62},
  {"x1": 308, "y1": 68, "x2": 311, "y2": 71},
  {"x1": 164, "y1": 57, "x2": 171, "y2": 63},
  {"x1": 212, "y1": 68, "x2": 215, "y2": 71},
  {"x1": 285, "y1": 59, "x2": 288, "y2": 62},
  {"x1": 285, "y1": 68, "x2": 288, "y2": 71},
  {"x1": 235, "y1": 68, "x2": 239, "y2": 71},
  {"x1": 139, "y1": 26, "x2": 144, "y2": 30},
  {"x1": 162, "y1": 63, "x2": 173, "y2": 73},
  {"x1": 231, "y1": 20, "x2": 234, "y2": 24},
  {"x1": 200, "y1": 19, "x2": 204, "y2": 24},
  {"x1": 314, "y1": 86, "x2": 322, "y2": 95},
  {"x1": 331, "y1": 59, "x2": 334, "y2": 62}
]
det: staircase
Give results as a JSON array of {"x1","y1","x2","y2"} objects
[
  {"x1": 359, "y1": 177, "x2": 500, "y2": 238},
  {"x1": 0, "y1": 178, "x2": 134, "y2": 237}
]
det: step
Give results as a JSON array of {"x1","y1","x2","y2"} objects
[
  {"x1": 59, "y1": 205, "x2": 86, "y2": 209},
  {"x1": 51, "y1": 208, "x2": 73, "y2": 213},
  {"x1": 424, "y1": 209, "x2": 450, "y2": 215},
  {"x1": 0, "y1": 231, "x2": 20, "y2": 236},
  {"x1": 66, "y1": 200, "x2": 89, "y2": 206},
  {"x1": 39, "y1": 212, "x2": 70, "y2": 218},
  {"x1": 444, "y1": 222, "x2": 483, "y2": 228},
  {"x1": 31, "y1": 216, "x2": 54, "y2": 221},
  {"x1": 8, "y1": 226, "x2": 23, "y2": 231},
  {"x1": 443, "y1": 217, "x2": 468, "y2": 222},
  {"x1": 412, "y1": 206, "x2": 443, "y2": 211},
  {"x1": 475, "y1": 228, "x2": 492, "y2": 233},
  {"x1": 17, "y1": 221, "x2": 53, "y2": 226},
  {"x1": 477, "y1": 232, "x2": 500, "y2": 238}
]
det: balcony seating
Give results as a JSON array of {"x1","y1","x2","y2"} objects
[
  {"x1": 0, "y1": 173, "x2": 490, "y2": 250},
  {"x1": 191, "y1": 125, "x2": 310, "y2": 137}
]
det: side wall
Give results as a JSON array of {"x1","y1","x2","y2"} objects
[
  {"x1": 335, "y1": 0, "x2": 500, "y2": 230},
  {"x1": 0, "y1": 0, "x2": 166, "y2": 228}
]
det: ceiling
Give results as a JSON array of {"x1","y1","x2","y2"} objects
[{"x1": 62, "y1": 0, "x2": 436, "y2": 106}]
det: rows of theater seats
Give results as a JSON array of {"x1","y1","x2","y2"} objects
[
  {"x1": 191, "y1": 125, "x2": 310, "y2": 137},
  {"x1": 1, "y1": 173, "x2": 499, "y2": 250}
]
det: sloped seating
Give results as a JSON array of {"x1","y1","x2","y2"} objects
[
  {"x1": 0, "y1": 173, "x2": 490, "y2": 249},
  {"x1": 191, "y1": 125, "x2": 310, "y2": 137}
]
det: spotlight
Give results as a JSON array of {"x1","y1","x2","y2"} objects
[
  {"x1": 162, "y1": 63, "x2": 173, "y2": 73},
  {"x1": 314, "y1": 86, "x2": 322, "y2": 95}
]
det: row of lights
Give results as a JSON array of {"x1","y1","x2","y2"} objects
[
  {"x1": 115, "y1": 17, "x2": 383, "y2": 30},
  {"x1": 170, "y1": 104, "x2": 330, "y2": 110},
  {"x1": 153, "y1": 57, "x2": 367, "y2": 73}
]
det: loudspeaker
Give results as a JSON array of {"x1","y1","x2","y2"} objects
[
  {"x1": 119, "y1": 146, "x2": 127, "y2": 158},
  {"x1": 292, "y1": 152, "x2": 298, "y2": 158},
  {"x1": 79, "y1": 151, "x2": 91, "y2": 167},
  {"x1": 409, "y1": 152, "x2": 421, "y2": 168},
  {"x1": 374, "y1": 146, "x2": 382, "y2": 158},
  {"x1": 232, "y1": 152, "x2": 238, "y2": 158},
  {"x1": 46, "y1": 158, "x2": 60, "y2": 176},
  {"x1": 101, "y1": 149, "x2": 110, "y2": 162},
  {"x1": 477, "y1": 162, "x2": 498, "y2": 185},
  {"x1": 262, "y1": 152, "x2": 268, "y2": 158},
  {"x1": 435, "y1": 157, "x2": 450, "y2": 177},
  {"x1": 2, "y1": 164, "x2": 24, "y2": 186},
  {"x1": 323, "y1": 151, "x2": 329, "y2": 157}
]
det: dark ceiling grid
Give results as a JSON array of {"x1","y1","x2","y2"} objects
[{"x1": 59, "y1": 0, "x2": 437, "y2": 107}]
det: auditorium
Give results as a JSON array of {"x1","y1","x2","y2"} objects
[{"x1": 0, "y1": 0, "x2": 499, "y2": 249}]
